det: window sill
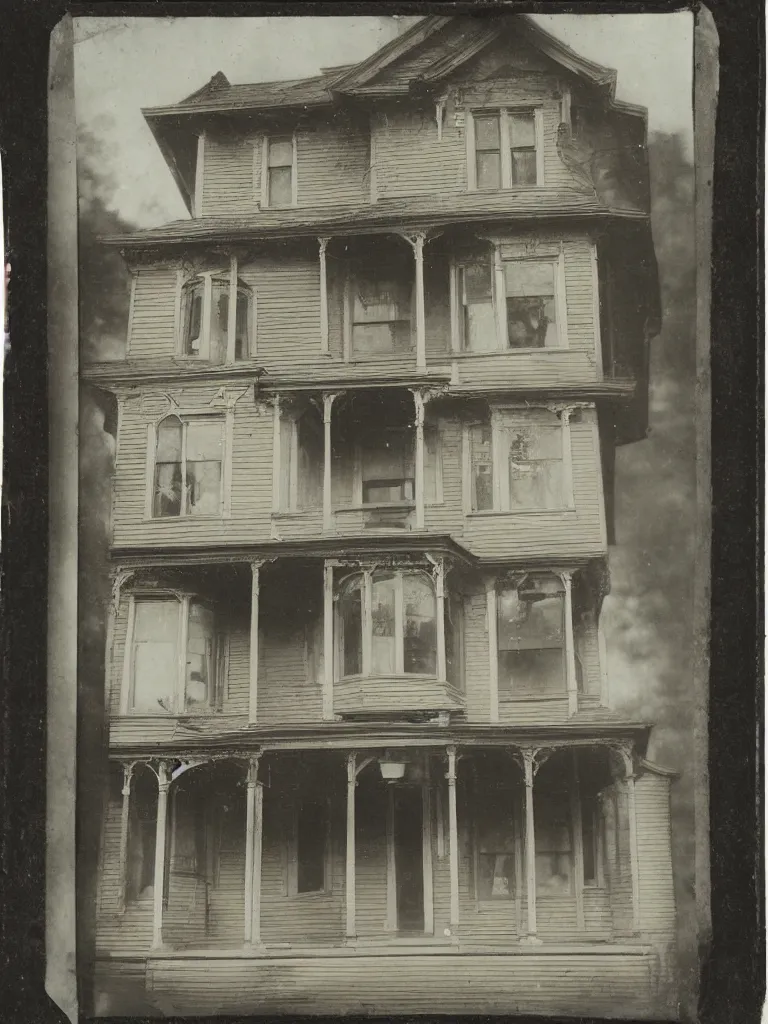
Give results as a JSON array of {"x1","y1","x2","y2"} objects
[
  {"x1": 335, "y1": 502, "x2": 415, "y2": 513},
  {"x1": 285, "y1": 890, "x2": 333, "y2": 902},
  {"x1": 468, "y1": 184, "x2": 543, "y2": 193},
  {"x1": 450, "y1": 347, "x2": 568, "y2": 358},
  {"x1": 498, "y1": 694, "x2": 569, "y2": 703},
  {"x1": 466, "y1": 508, "x2": 576, "y2": 519},
  {"x1": 142, "y1": 514, "x2": 230, "y2": 523}
]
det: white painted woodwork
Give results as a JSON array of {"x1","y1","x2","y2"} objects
[
  {"x1": 522, "y1": 751, "x2": 539, "y2": 941},
  {"x1": 322, "y1": 561, "x2": 334, "y2": 719},
  {"x1": 345, "y1": 753, "x2": 357, "y2": 938},
  {"x1": 411, "y1": 234, "x2": 427, "y2": 370},
  {"x1": 248, "y1": 562, "x2": 261, "y2": 724},
  {"x1": 271, "y1": 395, "x2": 281, "y2": 519},
  {"x1": 562, "y1": 571, "x2": 578, "y2": 717},
  {"x1": 571, "y1": 750, "x2": 586, "y2": 931},
  {"x1": 413, "y1": 389, "x2": 426, "y2": 529},
  {"x1": 151, "y1": 762, "x2": 170, "y2": 949},
  {"x1": 226, "y1": 254, "x2": 238, "y2": 364},
  {"x1": 435, "y1": 559, "x2": 447, "y2": 682},
  {"x1": 446, "y1": 746, "x2": 459, "y2": 931},
  {"x1": 422, "y1": 763, "x2": 434, "y2": 935},
  {"x1": 486, "y1": 580, "x2": 499, "y2": 723},
  {"x1": 318, "y1": 237, "x2": 330, "y2": 354},
  {"x1": 116, "y1": 763, "x2": 134, "y2": 913},
  {"x1": 626, "y1": 772, "x2": 641, "y2": 934}
]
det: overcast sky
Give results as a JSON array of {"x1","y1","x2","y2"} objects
[{"x1": 74, "y1": 13, "x2": 694, "y2": 228}]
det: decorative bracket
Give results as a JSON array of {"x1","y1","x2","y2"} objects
[{"x1": 110, "y1": 569, "x2": 135, "y2": 615}]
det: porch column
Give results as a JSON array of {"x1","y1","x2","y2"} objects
[
  {"x1": 618, "y1": 745, "x2": 641, "y2": 934},
  {"x1": 322, "y1": 561, "x2": 334, "y2": 719},
  {"x1": 116, "y1": 762, "x2": 135, "y2": 913},
  {"x1": 422, "y1": 758, "x2": 435, "y2": 934},
  {"x1": 345, "y1": 752, "x2": 357, "y2": 939},
  {"x1": 404, "y1": 232, "x2": 427, "y2": 370},
  {"x1": 446, "y1": 745, "x2": 460, "y2": 933},
  {"x1": 226, "y1": 253, "x2": 238, "y2": 363},
  {"x1": 244, "y1": 756, "x2": 264, "y2": 948},
  {"x1": 521, "y1": 748, "x2": 541, "y2": 943},
  {"x1": 151, "y1": 761, "x2": 170, "y2": 950},
  {"x1": 570, "y1": 749, "x2": 586, "y2": 931},
  {"x1": 271, "y1": 394, "x2": 281, "y2": 538},
  {"x1": 318, "y1": 237, "x2": 330, "y2": 354},
  {"x1": 434, "y1": 558, "x2": 446, "y2": 681},
  {"x1": 249, "y1": 561, "x2": 263, "y2": 725},
  {"x1": 322, "y1": 392, "x2": 340, "y2": 533},
  {"x1": 486, "y1": 578, "x2": 499, "y2": 723},
  {"x1": 561, "y1": 571, "x2": 578, "y2": 717},
  {"x1": 412, "y1": 388, "x2": 426, "y2": 530}
]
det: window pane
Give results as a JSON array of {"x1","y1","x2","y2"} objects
[
  {"x1": 235, "y1": 290, "x2": 250, "y2": 360},
  {"x1": 208, "y1": 287, "x2": 228, "y2": 365},
  {"x1": 508, "y1": 112, "x2": 535, "y2": 148},
  {"x1": 504, "y1": 422, "x2": 562, "y2": 461},
  {"x1": 156, "y1": 418, "x2": 183, "y2": 462},
  {"x1": 498, "y1": 590, "x2": 564, "y2": 650},
  {"x1": 371, "y1": 573, "x2": 396, "y2": 674},
  {"x1": 340, "y1": 578, "x2": 362, "y2": 677},
  {"x1": 499, "y1": 648, "x2": 565, "y2": 695},
  {"x1": 186, "y1": 420, "x2": 223, "y2": 462},
  {"x1": 354, "y1": 279, "x2": 411, "y2": 322},
  {"x1": 297, "y1": 799, "x2": 326, "y2": 893},
  {"x1": 132, "y1": 600, "x2": 179, "y2": 712},
  {"x1": 297, "y1": 414, "x2": 323, "y2": 509},
  {"x1": 470, "y1": 424, "x2": 494, "y2": 511},
  {"x1": 184, "y1": 288, "x2": 203, "y2": 354},
  {"x1": 186, "y1": 461, "x2": 221, "y2": 516},
  {"x1": 535, "y1": 791, "x2": 572, "y2": 895},
  {"x1": 478, "y1": 853, "x2": 516, "y2": 899},
  {"x1": 403, "y1": 574, "x2": 436, "y2": 675},
  {"x1": 506, "y1": 296, "x2": 557, "y2": 348},
  {"x1": 510, "y1": 149, "x2": 537, "y2": 186},
  {"x1": 186, "y1": 602, "x2": 214, "y2": 711},
  {"x1": 462, "y1": 261, "x2": 493, "y2": 303},
  {"x1": 474, "y1": 114, "x2": 500, "y2": 149},
  {"x1": 268, "y1": 138, "x2": 293, "y2": 167},
  {"x1": 505, "y1": 262, "x2": 555, "y2": 297},
  {"x1": 476, "y1": 151, "x2": 501, "y2": 189},
  {"x1": 509, "y1": 459, "x2": 563, "y2": 510},
  {"x1": 424, "y1": 427, "x2": 440, "y2": 504},
  {"x1": 154, "y1": 463, "x2": 182, "y2": 518},
  {"x1": 352, "y1": 321, "x2": 412, "y2": 357},
  {"x1": 269, "y1": 165, "x2": 293, "y2": 206}
]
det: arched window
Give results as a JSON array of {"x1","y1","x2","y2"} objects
[
  {"x1": 336, "y1": 570, "x2": 437, "y2": 679},
  {"x1": 153, "y1": 416, "x2": 183, "y2": 518}
]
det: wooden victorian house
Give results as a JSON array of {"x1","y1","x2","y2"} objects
[{"x1": 86, "y1": 14, "x2": 678, "y2": 1017}]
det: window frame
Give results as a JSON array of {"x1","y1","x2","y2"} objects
[
  {"x1": 451, "y1": 249, "x2": 568, "y2": 354},
  {"x1": 495, "y1": 575, "x2": 567, "y2": 699},
  {"x1": 467, "y1": 107, "x2": 544, "y2": 191},
  {"x1": 334, "y1": 568, "x2": 439, "y2": 681},
  {"x1": 261, "y1": 132, "x2": 298, "y2": 209},
  {"x1": 344, "y1": 267, "x2": 415, "y2": 362},
  {"x1": 119, "y1": 592, "x2": 224, "y2": 716},
  {"x1": 285, "y1": 795, "x2": 332, "y2": 898},
  {"x1": 473, "y1": 785, "x2": 521, "y2": 906},
  {"x1": 175, "y1": 270, "x2": 255, "y2": 363},
  {"x1": 463, "y1": 406, "x2": 574, "y2": 517},
  {"x1": 278, "y1": 407, "x2": 325, "y2": 513},
  {"x1": 146, "y1": 410, "x2": 231, "y2": 521}
]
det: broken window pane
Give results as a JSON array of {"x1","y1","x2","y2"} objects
[
  {"x1": 132, "y1": 600, "x2": 179, "y2": 712},
  {"x1": 497, "y1": 581, "x2": 565, "y2": 695},
  {"x1": 185, "y1": 601, "x2": 215, "y2": 711},
  {"x1": 185, "y1": 419, "x2": 223, "y2": 516},
  {"x1": 153, "y1": 417, "x2": 183, "y2": 518},
  {"x1": 352, "y1": 275, "x2": 412, "y2": 357}
]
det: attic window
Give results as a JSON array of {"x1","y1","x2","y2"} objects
[{"x1": 469, "y1": 109, "x2": 540, "y2": 190}]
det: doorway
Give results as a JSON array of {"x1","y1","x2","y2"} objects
[{"x1": 393, "y1": 785, "x2": 424, "y2": 933}]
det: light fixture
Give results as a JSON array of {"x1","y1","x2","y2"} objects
[{"x1": 378, "y1": 751, "x2": 407, "y2": 782}]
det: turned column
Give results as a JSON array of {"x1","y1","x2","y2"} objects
[
  {"x1": 244, "y1": 756, "x2": 264, "y2": 948},
  {"x1": 520, "y1": 748, "x2": 542, "y2": 943},
  {"x1": 226, "y1": 253, "x2": 238, "y2": 363},
  {"x1": 116, "y1": 762, "x2": 135, "y2": 913},
  {"x1": 322, "y1": 392, "x2": 341, "y2": 534},
  {"x1": 248, "y1": 561, "x2": 263, "y2": 725},
  {"x1": 412, "y1": 388, "x2": 426, "y2": 530}
]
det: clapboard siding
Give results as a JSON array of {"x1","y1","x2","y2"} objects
[
  {"x1": 138, "y1": 951, "x2": 654, "y2": 1017},
  {"x1": 127, "y1": 268, "x2": 178, "y2": 359},
  {"x1": 635, "y1": 775, "x2": 675, "y2": 937},
  {"x1": 201, "y1": 134, "x2": 256, "y2": 216},
  {"x1": 296, "y1": 124, "x2": 370, "y2": 208},
  {"x1": 463, "y1": 591, "x2": 491, "y2": 722},
  {"x1": 372, "y1": 107, "x2": 467, "y2": 199}
]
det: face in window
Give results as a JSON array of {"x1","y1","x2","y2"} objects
[{"x1": 504, "y1": 262, "x2": 558, "y2": 349}]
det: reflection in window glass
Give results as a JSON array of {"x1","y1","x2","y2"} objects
[
  {"x1": 508, "y1": 112, "x2": 537, "y2": 186},
  {"x1": 185, "y1": 419, "x2": 223, "y2": 516},
  {"x1": 403, "y1": 574, "x2": 436, "y2": 674},
  {"x1": 371, "y1": 573, "x2": 397, "y2": 674},
  {"x1": 497, "y1": 577, "x2": 565, "y2": 695},
  {"x1": 469, "y1": 424, "x2": 494, "y2": 511},
  {"x1": 153, "y1": 417, "x2": 183, "y2": 518},
  {"x1": 504, "y1": 261, "x2": 557, "y2": 348}
]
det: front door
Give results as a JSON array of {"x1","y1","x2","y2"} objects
[{"x1": 394, "y1": 785, "x2": 424, "y2": 933}]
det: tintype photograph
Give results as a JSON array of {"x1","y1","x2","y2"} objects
[{"x1": 65, "y1": 8, "x2": 710, "y2": 1019}]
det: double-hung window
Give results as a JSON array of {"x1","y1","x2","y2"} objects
[
  {"x1": 471, "y1": 109, "x2": 540, "y2": 190},
  {"x1": 456, "y1": 254, "x2": 563, "y2": 352},
  {"x1": 265, "y1": 135, "x2": 296, "y2": 208},
  {"x1": 497, "y1": 574, "x2": 566, "y2": 696},
  {"x1": 468, "y1": 409, "x2": 568, "y2": 513},
  {"x1": 181, "y1": 274, "x2": 253, "y2": 362},
  {"x1": 125, "y1": 596, "x2": 219, "y2": 714},
  {"x1": 152, "y1": 414, "x2": 225, "y2": 519}
]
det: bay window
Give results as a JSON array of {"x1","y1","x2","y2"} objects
[
  {"x1": 124, "y1": 596, "x2": 220, "y2": 714},
  {"x1": 497, "y1": 574, "x2": 566, "y2": 696},
  {"x1": 336, "y1": 570, "x2": 437, "y2": 679},
  {"x1": 152, "y1": 414, "x2": 225, "y2": 519},
  {"x1": 468, "y1": 408, "x2": 567, "y2": 513},
  {"x1": 181, "y1": 275, "x2": 253, "y2": 363},
  {"x1": 470, "y1": 108, "x2": 540, "y2": 190},
  {"x1": 456, "y1": 254, "x2": 563, "y2": 352}
]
